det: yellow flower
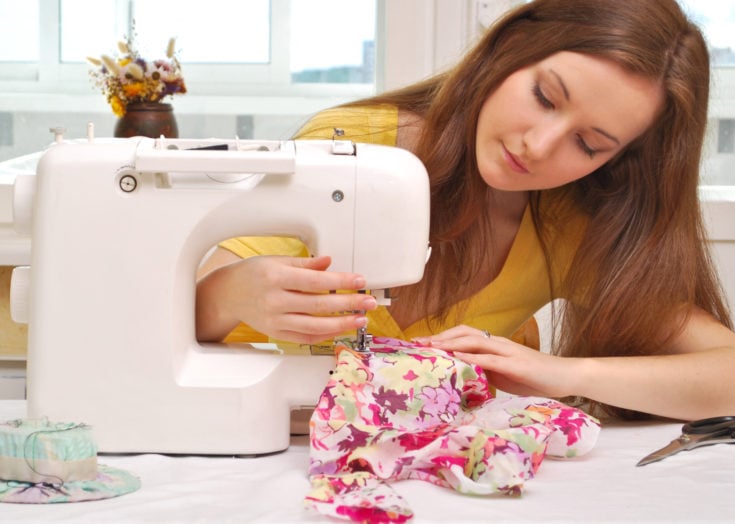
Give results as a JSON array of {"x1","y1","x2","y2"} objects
[
  {"x1": 123, "y1": 82, "x2": 144, "y2": 97},
  {"x1": 119, "y1": 57, "x2": 132, "y2": 67},
  {"x1": 109, "y1": 95, "x2": 125, "y2": 117}
]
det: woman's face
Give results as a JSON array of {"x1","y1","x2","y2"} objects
[{"x1": 475, "y1": 51, "x2": 664, "y2": 191}]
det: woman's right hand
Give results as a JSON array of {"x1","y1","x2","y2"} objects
[{"x1": 195, "y1": 248, "x2": 377, "y2": 344}]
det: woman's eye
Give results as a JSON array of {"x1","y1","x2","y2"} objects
[
  {"x1": 533, "y1": 82, "x2": 598, "y2": 159},
  {"x1": 576, "y1": 135, "x2": 597, "y2": 159},
  {"x1": 533, "y1": 83, "x2": 554, "y2": 109}
]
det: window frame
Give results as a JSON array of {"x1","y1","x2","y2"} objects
[{"x1": 0, "y1": 0, "x2": 377, "y2": 102}]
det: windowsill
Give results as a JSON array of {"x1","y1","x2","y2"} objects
[
  {"x1": 699, "y1": 185, "x2": 735, "y2": 201},
  {"x1": 0, "y1": 84, "x2": 374, "y2": 116}
]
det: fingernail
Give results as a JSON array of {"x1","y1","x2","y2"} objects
[
  {"x1": 355, "y1": 316, "x2": 368, "y2": 327},
  {"x1": 362, "y1": 296, "x2": 377, "y2": 309},
  {"x1": 354, "y1": 276, "x2": 366, "y2": 288}
]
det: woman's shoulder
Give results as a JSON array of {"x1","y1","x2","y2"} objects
[{"x1": 294, "y1": 104, "x2": 399, "y2": 146}]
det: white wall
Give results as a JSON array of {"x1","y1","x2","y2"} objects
[{"x1": 702, "y1": 188, "x2": 735, "y2": 323}]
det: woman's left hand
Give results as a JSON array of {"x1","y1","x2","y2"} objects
[{"x1": 414, "y1": 325, "x2": 581, "y2": 398}]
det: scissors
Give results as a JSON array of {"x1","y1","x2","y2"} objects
[{"x1": 636, "y1": 415, "x2": 735, "y2": 467}]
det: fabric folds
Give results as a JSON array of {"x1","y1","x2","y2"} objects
[{"x1": 305, "y1": 337, "x2": 600, "y2": 522}]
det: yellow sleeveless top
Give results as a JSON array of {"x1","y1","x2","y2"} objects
[{"x1": 219, "y1": 105, "x2": 586, "y2": 343}]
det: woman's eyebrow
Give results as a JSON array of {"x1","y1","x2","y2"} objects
[
  {"x1": 549, "y1": 69, "x2": 570, "y2": 100},
  {"x1": 549, "y1": 68, "x2": 621, "y2": 146},
  {"x1": 592, "y1": 127, "x2": 621, "y2": 145}
]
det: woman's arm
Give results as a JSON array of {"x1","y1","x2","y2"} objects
[
  {"x1": 417, "y1": 308, "x2": 735, "y2": 420},
  {"x1": 575, "y1": 308, "x2": 735, "y2": 419},
  {"x1": 195, "y1": 247, "x2": 377, "y2": 343}
]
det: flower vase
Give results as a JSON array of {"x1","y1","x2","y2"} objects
[{"x1": 114, "y1": 102, "x2": 179, "y2": 139}]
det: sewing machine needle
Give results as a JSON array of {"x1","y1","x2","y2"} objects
[
  {"x1": 354, "y1": 290, "x2": 372, "y2": 352},
  {"x1": 356, "y1": 319, "x2": 368, "y2": 351}
]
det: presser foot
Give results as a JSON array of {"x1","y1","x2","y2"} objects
[
  {"x1": 355, "y1": 312, "x2": 372, "y2": 352},
  {"x1": 353, "y1": 290, "x2": 375, "y2": 352}
]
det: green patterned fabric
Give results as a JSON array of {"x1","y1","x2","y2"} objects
[
  {"x1": 0, "y1": 418, "x2": 140, "y2": 504},
  {"x1": 0, "y1": 419, "x2": 97, "y2": 483}
]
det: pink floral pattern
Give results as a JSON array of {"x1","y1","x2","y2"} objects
[{"x1": 305, "y1": 337, "x2": 600, "y2": 522}]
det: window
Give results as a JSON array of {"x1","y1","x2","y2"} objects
[
  {"x1": 61, "y1": 0, "x2": 271, "y2": 65},
  {"x1": 0, "y1": 0, "x2": 378, "y2": 162},
  {"x1": 0, "y1": 1, "x2": 38, "y2": 62},
  {"x1": 677, "y1": 1, "x2": 735, "y2": 185},
  {"x1": 290, "y1": 0, "x2": 377, "y2": 83},
  {"x1": 58, "y1": 0, "x2": 283, "y2": 91},
  {"x1": 681, "y1": 1, "x2": 735, "y2": 66},
  {"x1": 0, "y1": 0, "x2": 375, "y2": 89},
  {"x1": 0, "y1": 1, "x2": 39, "y2": 81}
]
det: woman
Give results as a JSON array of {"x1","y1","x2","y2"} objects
[{"x1": 196, "y1": 0, "x2": 735, "y2": 420}]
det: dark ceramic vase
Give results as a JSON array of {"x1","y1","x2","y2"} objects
[{"x1": 113, "y1": 102, "x2": 179, "y2": 138}]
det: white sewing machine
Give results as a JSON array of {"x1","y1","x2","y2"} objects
[{"x1": 10, "y1": 134, "x2": 430, "y2": 455}]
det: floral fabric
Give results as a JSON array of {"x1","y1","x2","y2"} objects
[{"x1": 304, "y1": 337, "x2": 600, "y2": 523}]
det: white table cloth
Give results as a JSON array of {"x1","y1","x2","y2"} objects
[{"x1": 0, "y1": 400, "x2": 733, "y2": 523}]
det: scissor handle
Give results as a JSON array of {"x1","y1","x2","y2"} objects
[{"x1": 683, "y1": 415, "x2": 735, "y2": 435}]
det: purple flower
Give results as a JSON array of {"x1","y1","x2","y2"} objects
[
  {"x1": 374, "y1": 386, "x2": 409, "y2": 416},
  {"x1": 418, "y1": 379, "x2": 461, "y2": 424},
  {"x1": 336, "y1": 425, "x2": 372, "y2": 453}
]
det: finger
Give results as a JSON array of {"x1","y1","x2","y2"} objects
[
  {"x1": 453, "y1": 351, "x2": 493, "y2": 367},
  {"x1": 285, "y1": 256, "x2": 368, "y2": 293},
  {"x1": 294, "y1": 255, "x2": 332, "y2": 271},
  {"x1": 434, "y1": 324, "x2": 478, "y2": 338},
  {"x1": 431, "y1": 334, "x2": 507, "y2": 354},
  {"x1": 283, "y1": 290, "x2": 378, "y2": 316},
  {"x1": 275, "y1": 312, "x2": 369, "y2": 344}
]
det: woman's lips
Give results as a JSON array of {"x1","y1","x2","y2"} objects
[{"x1": 502, "y1": 145, "x2": 529, "y2": 174}]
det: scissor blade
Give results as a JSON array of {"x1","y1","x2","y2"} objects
[{"x1": 636, "y1": 438, "x2": 684, "y2": 467}]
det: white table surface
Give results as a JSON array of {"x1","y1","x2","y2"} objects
[{"x1": 1, "y1": 400, "x2": 733, "y2": 523}]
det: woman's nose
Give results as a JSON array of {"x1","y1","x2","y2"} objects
[{"x1": 523, "y1": 121, "x2": 566, "y2": 160}]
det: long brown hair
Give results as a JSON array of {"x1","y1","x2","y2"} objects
[{"x1": 343, "y1": 0, "x2": 730, "y2": 418}]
